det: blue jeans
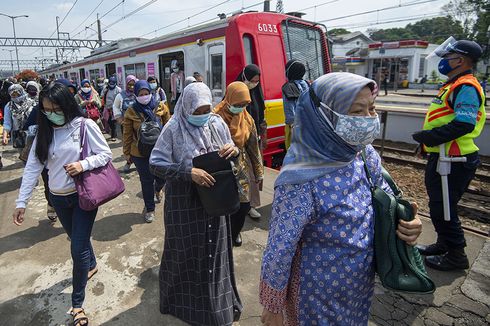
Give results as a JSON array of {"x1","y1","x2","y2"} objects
[
  {"x1": 132, "y1": 155, "x2": 165, "y2": 213},
  {"x1": 49, "y1": 192, "x2": 97, "y2": 308}
]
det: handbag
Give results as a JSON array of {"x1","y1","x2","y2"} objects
[
  {"x1": 12, "y1": 130, "x2": 26, "y2": 148},
  {"x1": 75, "y1": 119, "x2": 125, "y2": 211},
  {"x1": 361, "y1": 151, "x2": 435, "y2": 294},
  {"x1": 192, "y1": 123, "x2": 240, "y2": 216}
]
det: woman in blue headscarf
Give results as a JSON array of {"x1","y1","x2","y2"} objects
[
  {"x1": 123, "y1": 80, "x2": 170, "y2": 222},
  {"x1": 259, "y1": 73, "x2": 423, "y2": 325}
]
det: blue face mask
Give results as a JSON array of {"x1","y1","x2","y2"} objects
[
  {"x1": 43, "y1": 111, "x2": 66, "y2": 126},
  {"x1": 438, "y1": 57, "x2": 461, "y2": 75},
  {"x1": 229, "y1": 105, "x2": 245, "y2": 115},
  {"x1": 187, "y1": 113, "x2": 210, "y2": 127},
  {"x1": 149, "y1": 82, "x2": 157, "y2": 90}
]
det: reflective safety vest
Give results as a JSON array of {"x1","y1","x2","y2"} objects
[{"x1": 422, "y1": 74, "x2": 486, "y2": 156}]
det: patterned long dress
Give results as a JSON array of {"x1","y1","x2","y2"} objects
[{"x1": 259, "y1": 145, "x2": 391, "y2": 325}]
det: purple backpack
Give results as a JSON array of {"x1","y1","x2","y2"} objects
[{"x1": 75, "y1": 119, "x2": 125, "y2": 211}]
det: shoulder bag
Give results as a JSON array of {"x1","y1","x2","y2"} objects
[
  {"x1": 75, "y1": 119, "x2": 125, "y2": 211},
  {"x1": 361, "y1": 151, "x2": 435, "y2": 294}
]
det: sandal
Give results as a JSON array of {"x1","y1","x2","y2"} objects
[
  {"x1": 71, "y1": 308, "x2": 89, "y2": 326},
  {"x1": 87, "y1": 267, "x2": 98, "y2": 281}
]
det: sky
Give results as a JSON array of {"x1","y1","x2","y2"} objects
[{"x1": 0, "y1": 0, "x2": 451, "y2": 68}]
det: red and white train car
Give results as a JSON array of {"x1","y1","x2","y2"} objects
[{"x1": 42, "y1": 11, "x2": 332, "y2": 167}]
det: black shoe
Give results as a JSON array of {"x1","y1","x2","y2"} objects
[
  {"x1": 233, "y1": 307, "x2": 241, "y2": 322},
  {"x1": 233, "y1": 233, "x2": 242, "y2": 247},
  {"x1": 425, "y1": 249, "x2": 469, "y2": 271},
  {"x1": 416, "y1": 242, "x2": 448, "y2": 256}
]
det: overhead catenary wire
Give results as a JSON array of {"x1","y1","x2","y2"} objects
[
  {"x1": 296, "y1": 0, "x2": 341, "y2": 13},
  {"x1": 69, "y1": 0, "x2": 105, "y2": 35},
  {"x1": 329, "y1": 12, "x2": 442, "y2": 29},
  {"x1": 71, "y1": 0, "x2": 126, "y2": 39}
]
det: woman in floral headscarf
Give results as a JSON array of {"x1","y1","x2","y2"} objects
[
  {"x1": 150, "y1": 82, "x2": 242, "y2": 326},
  {"x1": 2, "y1": 84, "x2": 36, "y2": 148},
  {"x1": 259, "y1": 73, "x2": 423, "y2": 325}
]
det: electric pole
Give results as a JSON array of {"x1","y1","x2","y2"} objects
[
  {"x1": 56, "y1": 16, "x2": 60, "y2": 63},
  {"x1": 264, "y1": 0, "x2": 270, "y2": 12},
  {"x1": 97, "y1": 13, "x2": 102, "y2": 47}
]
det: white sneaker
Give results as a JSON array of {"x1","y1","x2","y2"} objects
[
  {"x1": 123, "y1": 162, "x2": 131, "y2": 173},
  {"x1": 248, "y1": 207, "x2": 261, "y2": 219},
  {"x1": 144, "y1": 211, "x2": 154, "y2": 223}
]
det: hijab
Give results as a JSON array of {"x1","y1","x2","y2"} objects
[
  {"x1": 125, "y1": 75, "x2": 137, "y2": 97},
  {"x1": 79, "y1": 79, "x2": 92, "y2": 100},
  {"x1": 235, "y1": 64, "x2": 265, "y2": 132},
  {"x1": 275, "y1": 72, "x2": 377, "y2": 187},
  {"x1": 133, "y1": 80, "x2": 158, "y2": 122},
  {"x1": 214, "y1": 81, "x2": 253, "y2": 148},
  {"x1": 282, "y1": 60, "x2": 307, "y2": 100},
  {"x1": 8, "y1": 84, "x2": 35, "y2": 125}
]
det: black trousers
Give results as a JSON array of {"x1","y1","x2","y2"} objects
[
  {"x1": 230, "y1": 202, "x2": 251, "y2": 240},
  {"x1": 425, "y1": 152, "x2": 479, "y2": 249},
  {"x1": 108, "y1": 116, "x2": 117, "y2": 139},
  {"x1": 41, "y1": 168, "x2": 53, "y2": 207}
]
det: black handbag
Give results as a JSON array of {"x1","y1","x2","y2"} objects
[
  {"x1": 361, "y1": 151, "x2": 435, "y2": 294},
  {"x1": 137, "y1": 112, "x2": 161, "y2": 157},
  {"x1": 12, "y1": 130, "x2": 26, "y2": 148},
  {"x1": 192, "y1": 151, "x2": 240, "y2": 216}
]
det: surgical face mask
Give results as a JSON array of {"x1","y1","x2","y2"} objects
[
  {"x1": 187, "y1": 113, "x2": 210, "y2": 127},
  {"x1": 229, "y1": 105, "x2": 245, "y2": 115},
  {"x1": 149, "y1": 82, "x2": 157, "y2": 90},
  {"x1": 97, "y1": 83, "x2": 104, "y2": 88},
  {"x1": 136, "y1": 94, "x2": 152, "y2": 105},
  {"x1": 438, "y1": 57, "x2": 461, "y2": 75},
  {"x1": 319, "y1": 102, "x2": 380, "y2": 146},
  {"x1": 43, "y1": 111, "x2": 66, "y2": 126},
  {"x1": 81, "y1": 87, "x2": 91, "y2": 94},
  {"x1": 173, "y1": 68, "x2": 179, "y2": 73},
  {"x1": 244, "y1": 81, "x2": 259, "y2": 90},
  {"x1": 12, "y1": 94, "x2": 26, "y2": 103}
]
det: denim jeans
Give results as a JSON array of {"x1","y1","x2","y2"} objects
[
  {"x1": 132, "y1": 155, "x2": 165, "y2": 213},
  {"x1": 49, "y1": 192, "x2": 97, "y2": 308}
]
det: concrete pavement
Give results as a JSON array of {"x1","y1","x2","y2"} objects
[{"x1": 0, "y1": 138, "x2": 489, "y2": 325}]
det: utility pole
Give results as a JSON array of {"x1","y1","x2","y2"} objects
[
  {"x1": 2, "y1": 49, "x2": 15, "y2": 77},
  {"x1": 0, "y1": 13, "x2": 29, "y2": 74},
  {"x1": 263, "y1": 0, "x2": 270, "y2": 12},
  {"x1": 55, "y1": 16, "x2": 60, "y2": 63},
  {"x1": 97, "y1": 13, "x2": 102, "y2": 47}
]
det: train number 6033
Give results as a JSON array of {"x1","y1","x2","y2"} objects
[{"x1": 258, "y1": 23, "x2": 278, "y2": 33}]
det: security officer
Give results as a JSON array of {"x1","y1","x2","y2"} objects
[{"x1": 412, "y1": 40, "x2": 486, "y2": 271}]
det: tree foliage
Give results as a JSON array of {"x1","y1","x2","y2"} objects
[
  {"x1": 329, "y1": 28, "x2": 352, "y2": 36},
  {"x1": 16, "y1": 69, "x2": 39, "y2": 82},
  {"x1": 406, "y1": 17, "x2": 465, "y2": 43}
]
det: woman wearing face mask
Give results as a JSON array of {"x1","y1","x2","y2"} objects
[
  {"x1": 235, "y1": 64, "x2": 266, "y2": 220},
  {"x1": 170, "y1": 62, "x2": 185, "y2": 112},
  {"x1": 101, "y1": 76, "x2": 121, "y2": 141},
  {"x1": 214, "y1": 81, "x2": 264, "y2": 247},
  {"x1": 75, "y1": 79, "x2": 103, "y2": 131},
  {"x1": 281, "y1": 59, "x2": 309, "y2": 150},
  {"x1": 259, "y1": 73, "x2": 423, "y2": 326},
  {"x1": 113, "y1": 75, "x2": 138, "y2": 172},
  {"x1": 147, "y1": 76, "x2": 167, "y2": 105},
  {"x1": 149, "y1": 82, "x2": 242, "y2": 326},
  {"x1": 26, "y1": 81, "x2": 40, "y2": 104},
  {"x1": 123, "y1": 80, "x2": 170, "y2": 222},
  {"x1": 2, "y1": 84, "x2": 36, "y2": 148},
  {"x1": 12, "y1": 82, "x2": 112, "y2": 326}
]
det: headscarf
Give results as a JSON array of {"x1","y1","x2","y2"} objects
[
  {"x1": 8, "y1": 84, "x2": 35, "y2": 128},
  {"x1": 235, "y1": 64, "x2": 265, "y2": 133},
  {"x1": 79, "y1": 79, "x2": 92, "y2": 100},
  {"x1": 151, "y1": 82, "x2": 230, "y2": 169},
  {"x1": 26, "y1": 81, "x2": 40, "y2": 93},
  {"x1": 133, "y1": 80, "x2": 158, "y2": 122},
  {"x1": 108, "y1": 76, "x2": 117, "y2": 88},
  {"x1": 275, "y1": 72, "x2": 377, "y2": 187},
  {"x1": 125, "y1": 74, "x2": 137, "y2": 96},
  {"x1": 282, "y1": 59, "x2": 307, "y2": 100},
  {"x1": 214, "y1": 81, "x2": 253, "y2": 148},
  {"x1": 56, "y1": 78, "x2": 77, "y2": 93}
]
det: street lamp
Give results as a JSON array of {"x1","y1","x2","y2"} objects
[
  {"x1": 0, "y1": 13, "x2": 29, "y2": 74},
  {"x1": 1, "y1": 49, "x2": 15, "y2": 77}
]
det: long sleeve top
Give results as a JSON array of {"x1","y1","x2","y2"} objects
[
  {"x1": 16, "y1": 117, "x2": 112, "y2": 208},
  {"x1": 282, "y1": 80, "x2": 309, "y2": 125}
]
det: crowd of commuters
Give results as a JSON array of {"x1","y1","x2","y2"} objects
[{"x1": 2, "y1": 41, "x2": 485, "y2": 325}]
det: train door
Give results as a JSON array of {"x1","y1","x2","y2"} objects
[
  {"x1": 158, "y1": 51, "x2": 185, "y2": 102},
  {"x1": 79, "y1": 68, "x2": 85, "y2": 84},
  {"x1": 105, "y1": 62, "x2": 116, "y2": 78},
  {"x1": 206, "y1": 44, "x2": 224, "y2": 106}
]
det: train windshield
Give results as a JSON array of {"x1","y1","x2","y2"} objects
[{"x1": 281, "y1": 21, "x2": 327, "y2": 81}]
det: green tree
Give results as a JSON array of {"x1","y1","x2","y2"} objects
[
  {"x1": 430, "y1": 70, "x2": 439, "y2": 82},
  {"x1": 328, "y1": 28, "x2": 352, "y2": 36},
  {"x1": 369, "y1": 28, "x2": 418, "y2": 41},
  {"x1": 406, "y1": 16, "x2": 465, "y2": 43}
]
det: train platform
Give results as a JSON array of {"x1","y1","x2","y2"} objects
[{"x1": 0, "y1": 140, "x2": 489, "y2": 325}]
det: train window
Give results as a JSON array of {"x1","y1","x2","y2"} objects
[
  {"x1": 89, "y1": 69, "x2": 99, "y2": 82},
  {"x1": 106, "y1": 63, "x2": 116, "y2": 77},
  {"x1": 124, "y1": 63, "x2": 146, "y2": 80},
  {"x1": 243, "y1": 35, "x2": 256, "y2": 65},
  {"x1": 281, "y1": 22, "x2": 326, "y2": 81},
  {"x1": 211, "y1": 54, "x2": 223, "y2": 90}
]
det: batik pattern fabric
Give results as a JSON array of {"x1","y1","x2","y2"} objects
[{"x1": 260, "y1": 145, "x2": 391, "y2": 325}]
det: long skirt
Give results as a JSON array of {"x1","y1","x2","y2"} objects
[{"x1": 159, "y1": 180, "x2": 242, "y2": 326}]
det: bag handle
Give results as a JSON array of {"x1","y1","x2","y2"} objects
[
  {"x1": 361, "y1": 149, "x2": 403, "y2": 197},
  {"x1": 360, "y1": 150, "x2": 374, "y2": 190},
  {"x1": 208, "y1": 121, "x2": 225, "y2": 148},
  {"x1": 79, "y1": 118, "x2": 89, "y2": 160}
]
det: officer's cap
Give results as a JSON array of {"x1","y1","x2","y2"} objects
[{"x1": 442, "y1": 40, "x2": 483, "y2": 62}]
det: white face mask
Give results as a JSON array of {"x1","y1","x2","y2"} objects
[
  {"x1": 136, "y1": 94, "x2": 152, "y2": 105},
  {"x1": 173, "y1": 68, "x2": 179, "y2": 73},
  {"x1": 81, "y1": 87, "x2": 91, "y2": 94},
  {"x1": 319, "y1": 102, "x2": 380, "y2": 146},
  {"x1": 244, "y1": 81, "x2": 259, "y2": 90}
]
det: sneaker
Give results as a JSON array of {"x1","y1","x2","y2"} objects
[
  {"x1": 47, "y1": 204, "x2": 57, "y2": 222},
  {"x1": 248, "y1": 207, "x2": 261, "y2": 219},
  {"x1": 154, "y1": 190, "x2": 163, "y2": 204},
  {"x1": 123, "y1": 162, "x2": 131, "y2": 173},
  {"x1": 144, "y1": 211, "x2": 155, "y2": 223}
]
